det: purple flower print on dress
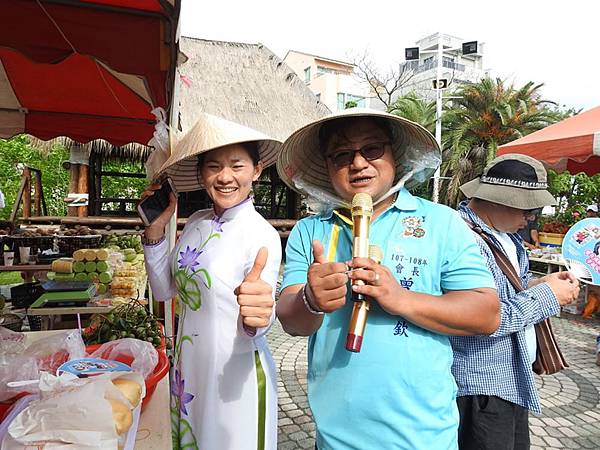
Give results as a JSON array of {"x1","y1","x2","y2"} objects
[
  {"x1": 211, "y1": 215, "x2": 225, "y2": 232},
  {"x1": 178, "y1": 246, "x2": 202, "y2": 271},
  {"x1": 172, "y1": 368, "x2": 194, "y2": 416}
]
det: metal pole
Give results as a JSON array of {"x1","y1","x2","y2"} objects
[{"x1": 432, "y1": 35, "x2": 443, "y2": 203}]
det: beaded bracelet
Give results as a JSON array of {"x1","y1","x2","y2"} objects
[
  {"x1": 302, "y1": 284, "x2": 324, "y2": 315},
  {"x1": 141, "y1": 235, "x2": 166, "y2": 247}
]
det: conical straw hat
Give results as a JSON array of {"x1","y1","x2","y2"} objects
[
  {"x1": 160, "y1": 113, "x2": 281, "y2": 192},
  {"x1": 276, "y1": 108, "x2": 440, "y2": 204}
]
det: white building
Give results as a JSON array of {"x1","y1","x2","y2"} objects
[
  {"x1": 283, "y1": 50, "x2": 374, "y2": 112},
  {"x1": 399, "y1": 32, "x2": 487, "y2": 101}
]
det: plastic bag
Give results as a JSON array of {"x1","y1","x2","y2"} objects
[
  {"x1": 23, "y1": 329, "x2": 86, "y2": 373},
  {"x1": 145, "y1": 107, "x2": 172, "y2": 181},
  {"x1": 0, "y1": 328, "x2": 35, "y2": 401},
  {"x1": 88, "y1": 338, "x2": 157, "y2": 379},
  {"x1": 0, "y1": 354, "x2": 38, "y2": 401},
  {"x1": 3, "y1": 371, "x2": 144, "y2": 449}
]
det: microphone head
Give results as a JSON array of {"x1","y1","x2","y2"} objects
[
  {"x1": 368, "y1": 245, "x2": 383, "y2": 264},
  {"x1": 351, "y1": 193, "x2": 373, "y2": 217}
]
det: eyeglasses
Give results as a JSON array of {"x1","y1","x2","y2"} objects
[
  {"x1": 325, "y1": 141, "x2": 390, "y2": 168},
  {"x1": 523, "y1": 208, "x2": 542, "y2": 219}
]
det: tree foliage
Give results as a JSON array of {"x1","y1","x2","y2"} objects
[
  {"x1": 440, "y1": 78, "x2": 564, "y2": 206},
  {"x1": 388, "y1": 92, "x2": 437, "y2": 134},
  {"x1": 0, "y1": 135, "x2": 149, "y2": 219},
  {"x1": 0, "y1": 135, "x2": 69, "y2": 219}
]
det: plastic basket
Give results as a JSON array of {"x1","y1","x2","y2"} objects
[
  {"x1": 26, "y1": 314, "x2": 43, "y2": 331},
  {"x1": 7, "y1": 235, "x2": 54, "y2": 254},
  {"x1": 56, "y1": 235, "x2": 102, "y2": 256},
  {"x1": 10, "y1": 282, "x2": 45, "y2": 309}
]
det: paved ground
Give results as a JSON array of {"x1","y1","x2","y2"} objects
[{"x1": 268, "y1": 313, "x2": 600, "y2": 450}]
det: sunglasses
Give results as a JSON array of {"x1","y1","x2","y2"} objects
[{"x1": 325, "y1": 141, "x2": 390, "y2": 168}]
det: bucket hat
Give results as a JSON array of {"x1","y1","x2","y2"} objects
[
  {"x1": 159, "y1": 113, "x2": 281, "y2": 192},
  {"x1": 587, "y1": 204, "x2": 598, "y2": 213},
  {"x1": 460, "y1": 153, "x2": 557, "y2": 209},
  {"x1": 276, "y1": 108, "x2": 441, "y2": 205}
]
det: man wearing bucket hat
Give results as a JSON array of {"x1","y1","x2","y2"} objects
[
  {"x1": 276, "y1": 108, "x2": 500, "y2": 449},
  {"x1": 142, "y1": 113, "x2": 282, "y2": 449},
  {"x1": 452, "y1": 154, "x2": 580, "y2": 450}
]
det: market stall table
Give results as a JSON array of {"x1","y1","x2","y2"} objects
[
  {"x1": 0, "y1": 264, "x2": 52, "y2": 283},
  {"x1": 528, "y1": 255, "x2": 567, "y2": 275},
  {"x1": 27, "y1": 304, "x2": 116, "y2": 330},
  {"x1": 23, "y1": 330, "x2": 172, "y2": 449}
]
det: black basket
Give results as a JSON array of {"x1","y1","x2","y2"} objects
[
  {"x1": 26, "y1": 314, "x2": 43, "y2": 331},
  {"x1": 10, "y1": 282, "x2": 45, "y2": 309},
  {"x1": 56, "y1": 235, "x2": 102, "y2": 256},
  {"x1": 8, "y1": 235, "x2": 55, "y2": 254}
]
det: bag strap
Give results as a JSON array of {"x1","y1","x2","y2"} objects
[{"x1": 465, "y1": 221, "x2": 524, "y2": 292}]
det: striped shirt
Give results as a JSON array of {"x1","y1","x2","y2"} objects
[{"x1": 450, "y1": 202, "x2": 560, "y2": 414}]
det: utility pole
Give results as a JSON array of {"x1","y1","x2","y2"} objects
[{"x1": 432, "y1": 35, "x2": 443, "y2": 203}]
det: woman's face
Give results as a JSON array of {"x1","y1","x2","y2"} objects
[{"x1": 200, "y1": 144, "x2": 262, "y2": 215}]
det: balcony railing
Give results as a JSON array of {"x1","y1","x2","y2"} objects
[{"x1": 408, "y1": 58, "x2": 466, "y2": 74}]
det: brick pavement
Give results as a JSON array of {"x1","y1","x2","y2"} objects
[{"x1": 268, "y1": 314, "x2": 600, "y2": 449}]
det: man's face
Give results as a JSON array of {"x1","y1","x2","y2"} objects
[
  {"x1": 587, "y1": 210, "x2": 597, "y2": 218},
  {"x1": 324, "y1": 118, "x2": 396, "y2": 203},
  {"x1": 490, "y1": 204, "x2": 529, "y2": 233}
]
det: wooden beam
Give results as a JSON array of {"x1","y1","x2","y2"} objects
[
  {"x1": 77, "y1": 164, "x2": 89, "y2": 217},
  {"x1": 22, "y1": 168, "x2": 31, "y2": 219},
  {"x1": 68, "y1": 164, "x2": 80, "y2": 216}
]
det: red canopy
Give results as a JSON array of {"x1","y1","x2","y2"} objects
[
  {"x1": 0, "y1": 0, "x2": 180, "y2": 146},
  {"x1": 498, "y1": 106, "x2": 600, "y2": 176}
]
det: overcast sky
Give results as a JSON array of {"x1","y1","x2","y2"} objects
[{"x1": 180, "y1": 0, "x2": 599, "y2": 111}]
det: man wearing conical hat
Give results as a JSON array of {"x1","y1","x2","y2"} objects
[
  {"x1": 452, "y1": 154, "x2": 579, "y2": 450},
  {"x1": 142, "y1": 113, "x2": 282, "y2": 450},
  {"x1": 276, "y1": 108, "x2": 500, "y2": 449}
]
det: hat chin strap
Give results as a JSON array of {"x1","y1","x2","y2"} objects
[
  {"x1": 372, "y1": 170, "x2": 414, "y2": 206},
  {"x1": 294, "y1": 170, "x2": 415, "y2": 213}
]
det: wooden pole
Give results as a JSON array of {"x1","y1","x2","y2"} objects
[
  {"x1": 34, "y1": 171, "x2": 42, "y2": 216},
  {"x1": 68, "y1": 164, "x2": 80, "y2": 217},
  {"x1": 77, "y1": 164, "x2": 89, "y2": 217},
  {"x1": 22, "y1": 167, "x2": 31, "y2": 219}
]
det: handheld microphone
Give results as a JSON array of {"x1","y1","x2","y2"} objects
[{"x1": 345, "y1": 193, "x2": 373, "y2": 352}]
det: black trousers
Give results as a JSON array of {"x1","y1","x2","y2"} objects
[{"x1": 457, "y1": 395, "x2": 530, "y2": 450}]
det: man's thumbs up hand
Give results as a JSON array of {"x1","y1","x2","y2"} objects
[
  {"x1": 236, "y1": 247, "x2": 274, "y2": 331},
  {"x1": 304, "y1": 240, "x2": 349, "y2": 313}
]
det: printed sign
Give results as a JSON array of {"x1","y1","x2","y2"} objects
[{"x1": 562, "y1": 218, "x2": 600, "y2": 285}]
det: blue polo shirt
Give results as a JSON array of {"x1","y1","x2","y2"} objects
[{"x1": 281, "y1": 189, "x2": 496, "y2": 450}]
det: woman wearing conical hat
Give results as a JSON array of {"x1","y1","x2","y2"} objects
[{"x1": 141, "y1": 113, "x2": 281, "y2": 450}]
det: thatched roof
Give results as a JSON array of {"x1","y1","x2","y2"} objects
[
  {"x1": 177, "y1": 37, "x2": 330, "y2": 140},
  {"x1": 29, "y1": 137, "x2": 151, "y2": 163}
]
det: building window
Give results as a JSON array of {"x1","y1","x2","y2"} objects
[
  {"x1": 337, "y1": 93, "x2": 365, "y2": 110},
  {"x1": 304, "y1": 67, "x2": 311, "y2": 83},
  {"x1": 317, "y1": 65, "x2": 337, "y2": 75}
]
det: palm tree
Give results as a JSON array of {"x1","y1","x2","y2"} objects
[
  {"x1": 388, "y1": 92, "x2": 437, "y2": 134},
  {"x1": 441, "y1": 78, "x2": 561, "y2": 206}
]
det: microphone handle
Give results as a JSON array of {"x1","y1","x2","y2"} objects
[{"x1": 346, "y1": 213, "x2": 371, "y2": 353}]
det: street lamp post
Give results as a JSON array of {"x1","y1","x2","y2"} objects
[
  {"x1": 432, "y1": 36, "x2": 443, "y2": 203},
  {"x1": 405, "y1": 34, "x2": 478, "y2": 203}
]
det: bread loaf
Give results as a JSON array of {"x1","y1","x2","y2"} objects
[
  {"x1": 109, "y1": 398, "x2": 133, "y2": 435},
  {"x1": 112, "y1": 378, "x2": 142, "y2": 407}
]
